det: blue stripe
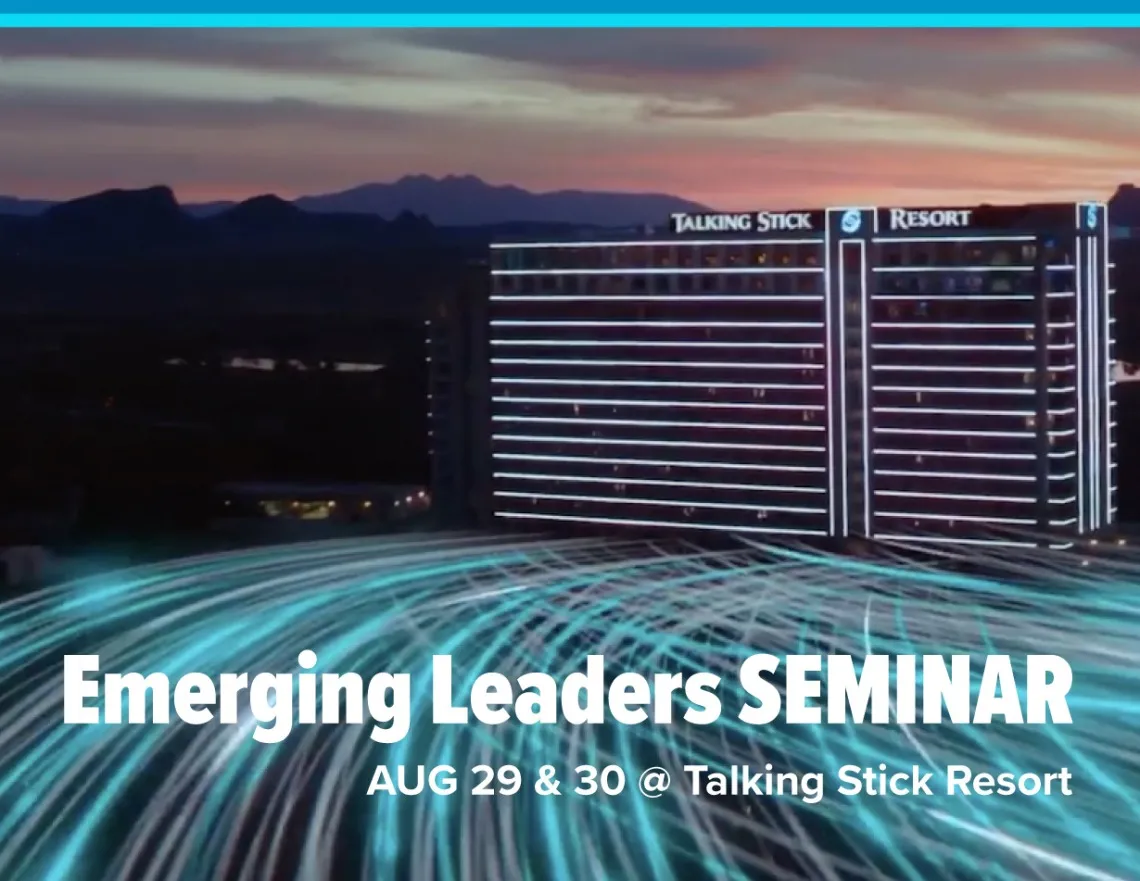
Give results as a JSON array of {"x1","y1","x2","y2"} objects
[{"x1": 4, "y1": 12, "x2": 1140, "y2": 24}]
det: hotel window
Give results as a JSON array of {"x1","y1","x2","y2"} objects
[
  {"x1": 580, "y1": 248, "x2": 602, "y2": 269},
  {"x1": 934, "y1": 241, "x2": 958, "y2": 264}
]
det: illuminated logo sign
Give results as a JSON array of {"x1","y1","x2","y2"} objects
[
  {"x1": 1086, "y1": 204, "x2": 1098, "y2": 229},
  {"x1": 887, "y1": 208, "x2": 973, "y2": 231},
  {"x1": 670, "y1": 211, "x2": 814, "y2": 234},
  {"x1": 839, "y1": 209, "x2": 862, "y2": 235}
]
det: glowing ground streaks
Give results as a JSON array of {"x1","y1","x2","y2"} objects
[{"x1": 0, "y1": 531, "x2": 1137, "y2": 881}]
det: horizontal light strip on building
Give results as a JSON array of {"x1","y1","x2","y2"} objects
[
  {"x1": 493, "y1": 435, "x2": 826, "y2": 453},
  {"x1": 875, "y1": 448, "x2": 1033, "y2": 460},
  {"x1": 492, "y1": 340, "x2": 823, "y2": 350},
  {"x1": 874, "y1": 489, "x2": 1036, "y2": 503},
  {"x1": 491, "y1": 415, "x2": 825, "y2": 432},
  {"x1": 874, "y1": 294, "x2": 1033, "y2": 301},
  {"x1": 875, "y1": 427, "x2": 1034, "y2": 438},
  {"x1": 494, "y1": 472, "x2": 827, "y2": 494},
  {"x1": 493, "y1": 267, "x2": 824, "y2": 276},
  {"x1": 873, "y1": 322, "x2": 1034, "y2": 330},
  {"x1": 491, "y1": 295, "x2": 824, "y2": 303},
  {"x1": 876, "y1": 512, "x2": 1036, "y2": 525},
  {"x1": 873, "y1": 386, "x2": 1033, "y2": 395},
  {"x1": 492, "y1": 396, "x2": 826, "y2": 412},
  {"x1": 872, "y1": 407, "x2": 1035, "y2": 417},
  {"x1": 872, "y1": 365, "x2": 1048, "y2": 373},
  {"x1": 872, "y1": 235, "x2": 1037, "y2": 244},
  {"x1": 490, "y1": 238, "x2": 823, "y2": 249},
  {"x1": 872, "y1": 343, "x2": 1034, "y2": 352},
  {"x1": 494, "y1": 491, "x2": 825, "y2": 516},
  {"x1": 495, "y1": 510, "x2": 828, "y2": 536},
  {"x1": 491, "y1": 320, "x2": 826, "y2": 329},
  {"x1": 873, "y1": 264, "x2": 1073, "y2": 273},
  {"x1": 492, "y1": 359, "x2": 823, "y2": 370},
  {"x1": 875, "y1": 469, "x2": 1034, "y2": 482},
  {"x1": 872, "y1": 535, "x2": 1039, "y2": 548},
  {"x1": 493, "y1": 452, "x2": 826, "y2": 473},
  {"x1": 494, "y1": 378, "x2": 826, "y2": 391}
]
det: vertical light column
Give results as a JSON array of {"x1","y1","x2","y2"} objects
[{"x1": 825, "y1": 207, "x2": 874, "y2": 539}]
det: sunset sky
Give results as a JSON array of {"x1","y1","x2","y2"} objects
[{"x1": 1, "y1": 28, "x2": 1138, "y2": 208}]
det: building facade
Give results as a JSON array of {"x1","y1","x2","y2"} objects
[
  {"x1": 433, "y1": 202, "x2": 1114, "y2": 548},
  {"x1": 427, "y1": 273, "x2": 492, "y2": 528}
]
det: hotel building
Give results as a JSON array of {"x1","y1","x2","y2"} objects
[{"x1": 434, "y1": 201, "x2": 1114, "y2": 548}]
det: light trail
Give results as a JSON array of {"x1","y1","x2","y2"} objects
[{"x1": 0, "y1": 531, "x2": 1135, "y2": 881}]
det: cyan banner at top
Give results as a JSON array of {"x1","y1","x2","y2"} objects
[{"x1": 4, "y1": 5, "x2": 1140, "y2": 23}]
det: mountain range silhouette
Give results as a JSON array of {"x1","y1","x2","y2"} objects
[
  {"x1": 0, "y1": 174, "x2": 709, "y2": 258},
  {"x1": 1, "y1": 175, "x2": 1138, "y2": 262}
]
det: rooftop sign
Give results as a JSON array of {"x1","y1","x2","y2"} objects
[{"x1": 670, "y1": 211, "x2": 816, "y2": 235}]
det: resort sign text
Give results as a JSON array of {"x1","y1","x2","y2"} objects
[{"x1": 670, "y1": 211, "x2": 814, "y2": 234}]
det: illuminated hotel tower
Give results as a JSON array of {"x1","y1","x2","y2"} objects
[
  {"x1": 473, "y1": 201, "x2": 1114, "y2": 548},
  {"x1": 832, "y1": 202, "x2": 1113, "y2": 548},
  {"x1": 487, "y1": 213, "x2": 833, "y2": 538}
]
